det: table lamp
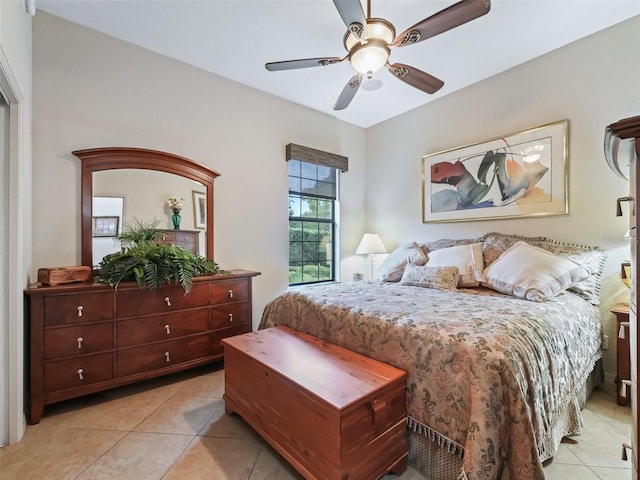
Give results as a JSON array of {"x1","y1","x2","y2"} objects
[{"x1": 356, "y1": 233, "x2": 387, "y2": 280}]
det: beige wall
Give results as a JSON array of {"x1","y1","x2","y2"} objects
[
  {"x1": 364, "y1": 15, "x2": 640, "y2": 383},
  {"x1": 0, "y1": 0, "x2": 33, "y2": 445},
  {"x1": 32, "y1": 13, "x2": 367, "y2": 331}
]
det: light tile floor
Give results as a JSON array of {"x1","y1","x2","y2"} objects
[{"x1": 0, "y1": 364, "x2": 632, "y2": 480}]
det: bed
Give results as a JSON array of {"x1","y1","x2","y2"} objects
[{"x1": 259, "y1": 233, "x2": 606, "y2": 480}]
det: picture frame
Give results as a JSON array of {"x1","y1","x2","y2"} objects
[
  {"x1": 422, "y1": 119, "x2": 569, "y2": 223},
  {"x1": 192, "y1": 191, "x2": 206, "y2": 230},
  {"x1": 92, "y1": 216, "x2": 119, "y2": 237}
]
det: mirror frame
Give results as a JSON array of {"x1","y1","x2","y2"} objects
[{"x1": 73, "y1": 147, "x2": 220, "y2": 267}]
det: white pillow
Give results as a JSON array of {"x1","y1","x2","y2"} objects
[
  {"x1": 379, "y1": 242, "x2": 428, "y2": 282},
  {"x1": 426, "y1": 243, "x2": 485, "y2": 287},
  {"x1": 482, "y1": 241, "x2": 590, "y2": 302}
]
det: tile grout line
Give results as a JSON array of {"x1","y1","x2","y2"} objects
[{"x1": 159, "y1": 434, "x2": 200, "y2": 480}]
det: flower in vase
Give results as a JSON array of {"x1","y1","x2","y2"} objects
[{"x1": 167, "y1": 196, "x2": 184, "y2": 214}]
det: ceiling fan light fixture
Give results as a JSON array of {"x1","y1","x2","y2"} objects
[
  {"x1": 345, "y1": 18, "x2": 394, "y2": 77},
  {"x1": 350, "y1": 42, "x2": 389, "y2": 76}
]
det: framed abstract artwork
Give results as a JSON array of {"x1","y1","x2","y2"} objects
[{"x1": 422, "y1": 119, "x2": 569, "y2": 223}]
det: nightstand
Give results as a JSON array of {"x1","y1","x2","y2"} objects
[{"x1": 613, "y1": 303, "x2": 631, "y2": 406}]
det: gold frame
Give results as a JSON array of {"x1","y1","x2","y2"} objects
[{"x1": 422, "y1": 119, "x2": 569, "y2": 223}]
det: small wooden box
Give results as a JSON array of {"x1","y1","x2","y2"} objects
[
  {"x1": 37, "y1": 266, "x2": 92, "y2": 285},
  {"x1": 223, "y1": 326, "x2": 408, "y2": 480}
]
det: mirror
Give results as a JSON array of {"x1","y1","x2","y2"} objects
[{"x1": 74, "y1": 147, "x2": 219, "y2": 268}]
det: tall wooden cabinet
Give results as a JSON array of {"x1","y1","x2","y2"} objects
[
  {"x1": 25, "y1": 269, "x2": 260, "y2": 424},
  {"x1": 605, "y1": 115, "x2": 640, "y2": 478}
]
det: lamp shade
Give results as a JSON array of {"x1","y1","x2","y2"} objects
[{"x1": 356, "y1": 233, "x2": 387, "y2": 255}]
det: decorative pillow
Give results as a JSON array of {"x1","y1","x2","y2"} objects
[
  {"x1": 534, "y1": 243, "x2": 607, "y2": 305},
  {"x1": 482, "y1": 233, "x2": 549, "y2": 268},
  {"x1": 379, "y1": 242, "x2": 428, "y2": 282},
  {"x1": 425, "y1": 243, "x2": 486, "y2": 287},
  {"x1": 400, "y1": 265, "x2": 460, "y2": 291},
  {"x1": 482, "y1": 232, "x2": 606, "y2": 304},
  {"x1": 419, "y1": 237, "x2": 483, "y2": 254},
  {"x1": 482, "y1": 241, "x2": 590, "y2": 302}
]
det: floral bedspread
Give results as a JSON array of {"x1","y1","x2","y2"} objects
[{"x1": 259, "y1": 281, "x2": 602, "y2": 480}]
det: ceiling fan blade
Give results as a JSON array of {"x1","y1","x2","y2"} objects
[
  {"x1": 265, "y1": 57, "x2": 343, "y2": 71},
  {"x1": 393, "y1": 0, "x2": 491, "y2": 47},
  {"x1": 333, "y1": 0, "x2": 367, "y2": 40},
  {"x1": 333, "y1": 73, "x2": 363, "y2": 110},
  {"x1": 387, "y1": 63, "x2": 444, "y2": 94}
]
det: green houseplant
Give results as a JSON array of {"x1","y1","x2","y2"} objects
[{"x1": 95, "y1": 218, "x2": 226, "y2": 293}]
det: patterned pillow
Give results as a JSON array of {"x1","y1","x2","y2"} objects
[
  {"x1": 419, "y1": 237, "x2": 483, "y2": 254},
  {"x1": 379, "y1": 242, "x2": 428, "y2": 282},
  {"x1": 482, "y1": 241, "x2": 590, "y2": 302},
  {"x1": 482, "y1": 232, "x2": 606, "y2": 305},
  {"x1": 400, "y1": 265, "x2": 460, "y2": 291}
]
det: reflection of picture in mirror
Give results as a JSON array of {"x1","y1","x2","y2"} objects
[
  {"x1": 93, "y1": 216, "x2": 119, "y2": 237},
  {"x1": 193, "y1": 191, "x2": 206, "y2": 229}
]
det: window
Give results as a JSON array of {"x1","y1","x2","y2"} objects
[
  {"x1": 288, "y1": 160, "x2": 337, "y2": 285},
  {"x1": 285, "y1": 143, "x2": 348, "y2": 287}
]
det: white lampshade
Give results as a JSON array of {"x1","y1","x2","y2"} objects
[{"x1": 356, "y1": 233, "x2": 387, "y2": 255}]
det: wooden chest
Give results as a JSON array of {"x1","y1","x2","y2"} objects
[
  {"x1": 37, "y1": 266, "x2": 92, "y2": 285},
  {"x1": 222, "y1": 326, "x2": 408, "y2": 480}
]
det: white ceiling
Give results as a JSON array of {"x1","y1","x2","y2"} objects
[{"x1": 36, "y1": 0, "x2": 640, "y2": 128}]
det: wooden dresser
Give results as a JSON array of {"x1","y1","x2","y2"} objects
[
  {"x1": 25, "y1": 269, "x2": 260, "y2": 424},
  {"x1": 605, "y1": 115, "x2": 640, "y2": 478},
  {"x1": 157, "y1": 229, "x2": 200, "y2": 254}
]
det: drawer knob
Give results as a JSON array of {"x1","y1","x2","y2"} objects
[
  {"x1": 77, "y1": 368, "x2": 84, "y2": 380},
  {"x1": 617, "y1": 196, "x2": 632, "y2": 217},
  {"x1": 619, "y1": 322, "x2": 630, "y2": 339},
  {"x1": 228, "y1": 314, "x2": 233, "y2": 322},
  {"x1": 165, "y1": 324, "x2": 171, "y2": 334},
  {"x1": 77, "y1": 337, "x2": 83, "y2": 349},
  {"x1": 228, "y1": 289, "x2": 234, "y2": 299},
  {"x1": 165, "y1": 352, "x2": 170, "y2": 362},
  {"x1": 165, "y1": 297, "x2": 172, "y2": 307},
  {"x1": 77, "y1": 306, "x2": 83, "y2": 317},
  {"x1": 621, "y1": 379, "x2": 632, "y2": 398},
  {"x1": 622, "y1": 443, "x2": 632, "y2": 461}
]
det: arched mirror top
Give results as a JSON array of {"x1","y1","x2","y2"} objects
[{"x1": 74, "y1": 147, "x2": 220, "y2": 267}]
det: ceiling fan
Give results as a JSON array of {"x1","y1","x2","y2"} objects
[{"x1": 265, "y1": 0, "x2": 491, "y2": 110}]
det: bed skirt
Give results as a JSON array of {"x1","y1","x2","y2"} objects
[{"x1": 407, "y1": 358, "x2": 604, "y2": 480}]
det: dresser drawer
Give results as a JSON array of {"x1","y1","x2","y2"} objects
[
  {"x1": 44, "y1": 353, "x2": 113, "y2": 393},
  {"x1": 210, "y1": 279, "x2": 248, "y2": 304},
  {"x1": 44, "y1": 323, "x2": 113, "y2": 360},
  {"x1": 116, "y1": 308, "x2": 209, "y2": 347},
  {"x1": 212, "y1": 324, "x2": 251, "y2": 357},
  {"x1": 157, "y1": 230, "x2": 199, "y2": 254},
  {"x1": 116, "y1": 283, "x2": 209, "y2": 317},
  {"x1": 211, "y1": 302, "x2": 249, "y2": 330},
  {"x1": 116, "y1": 334, "x2": 210, "y2": 377},
  {"x1": 44, "y1": 292, "x2": 114, "y2": 326}
]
